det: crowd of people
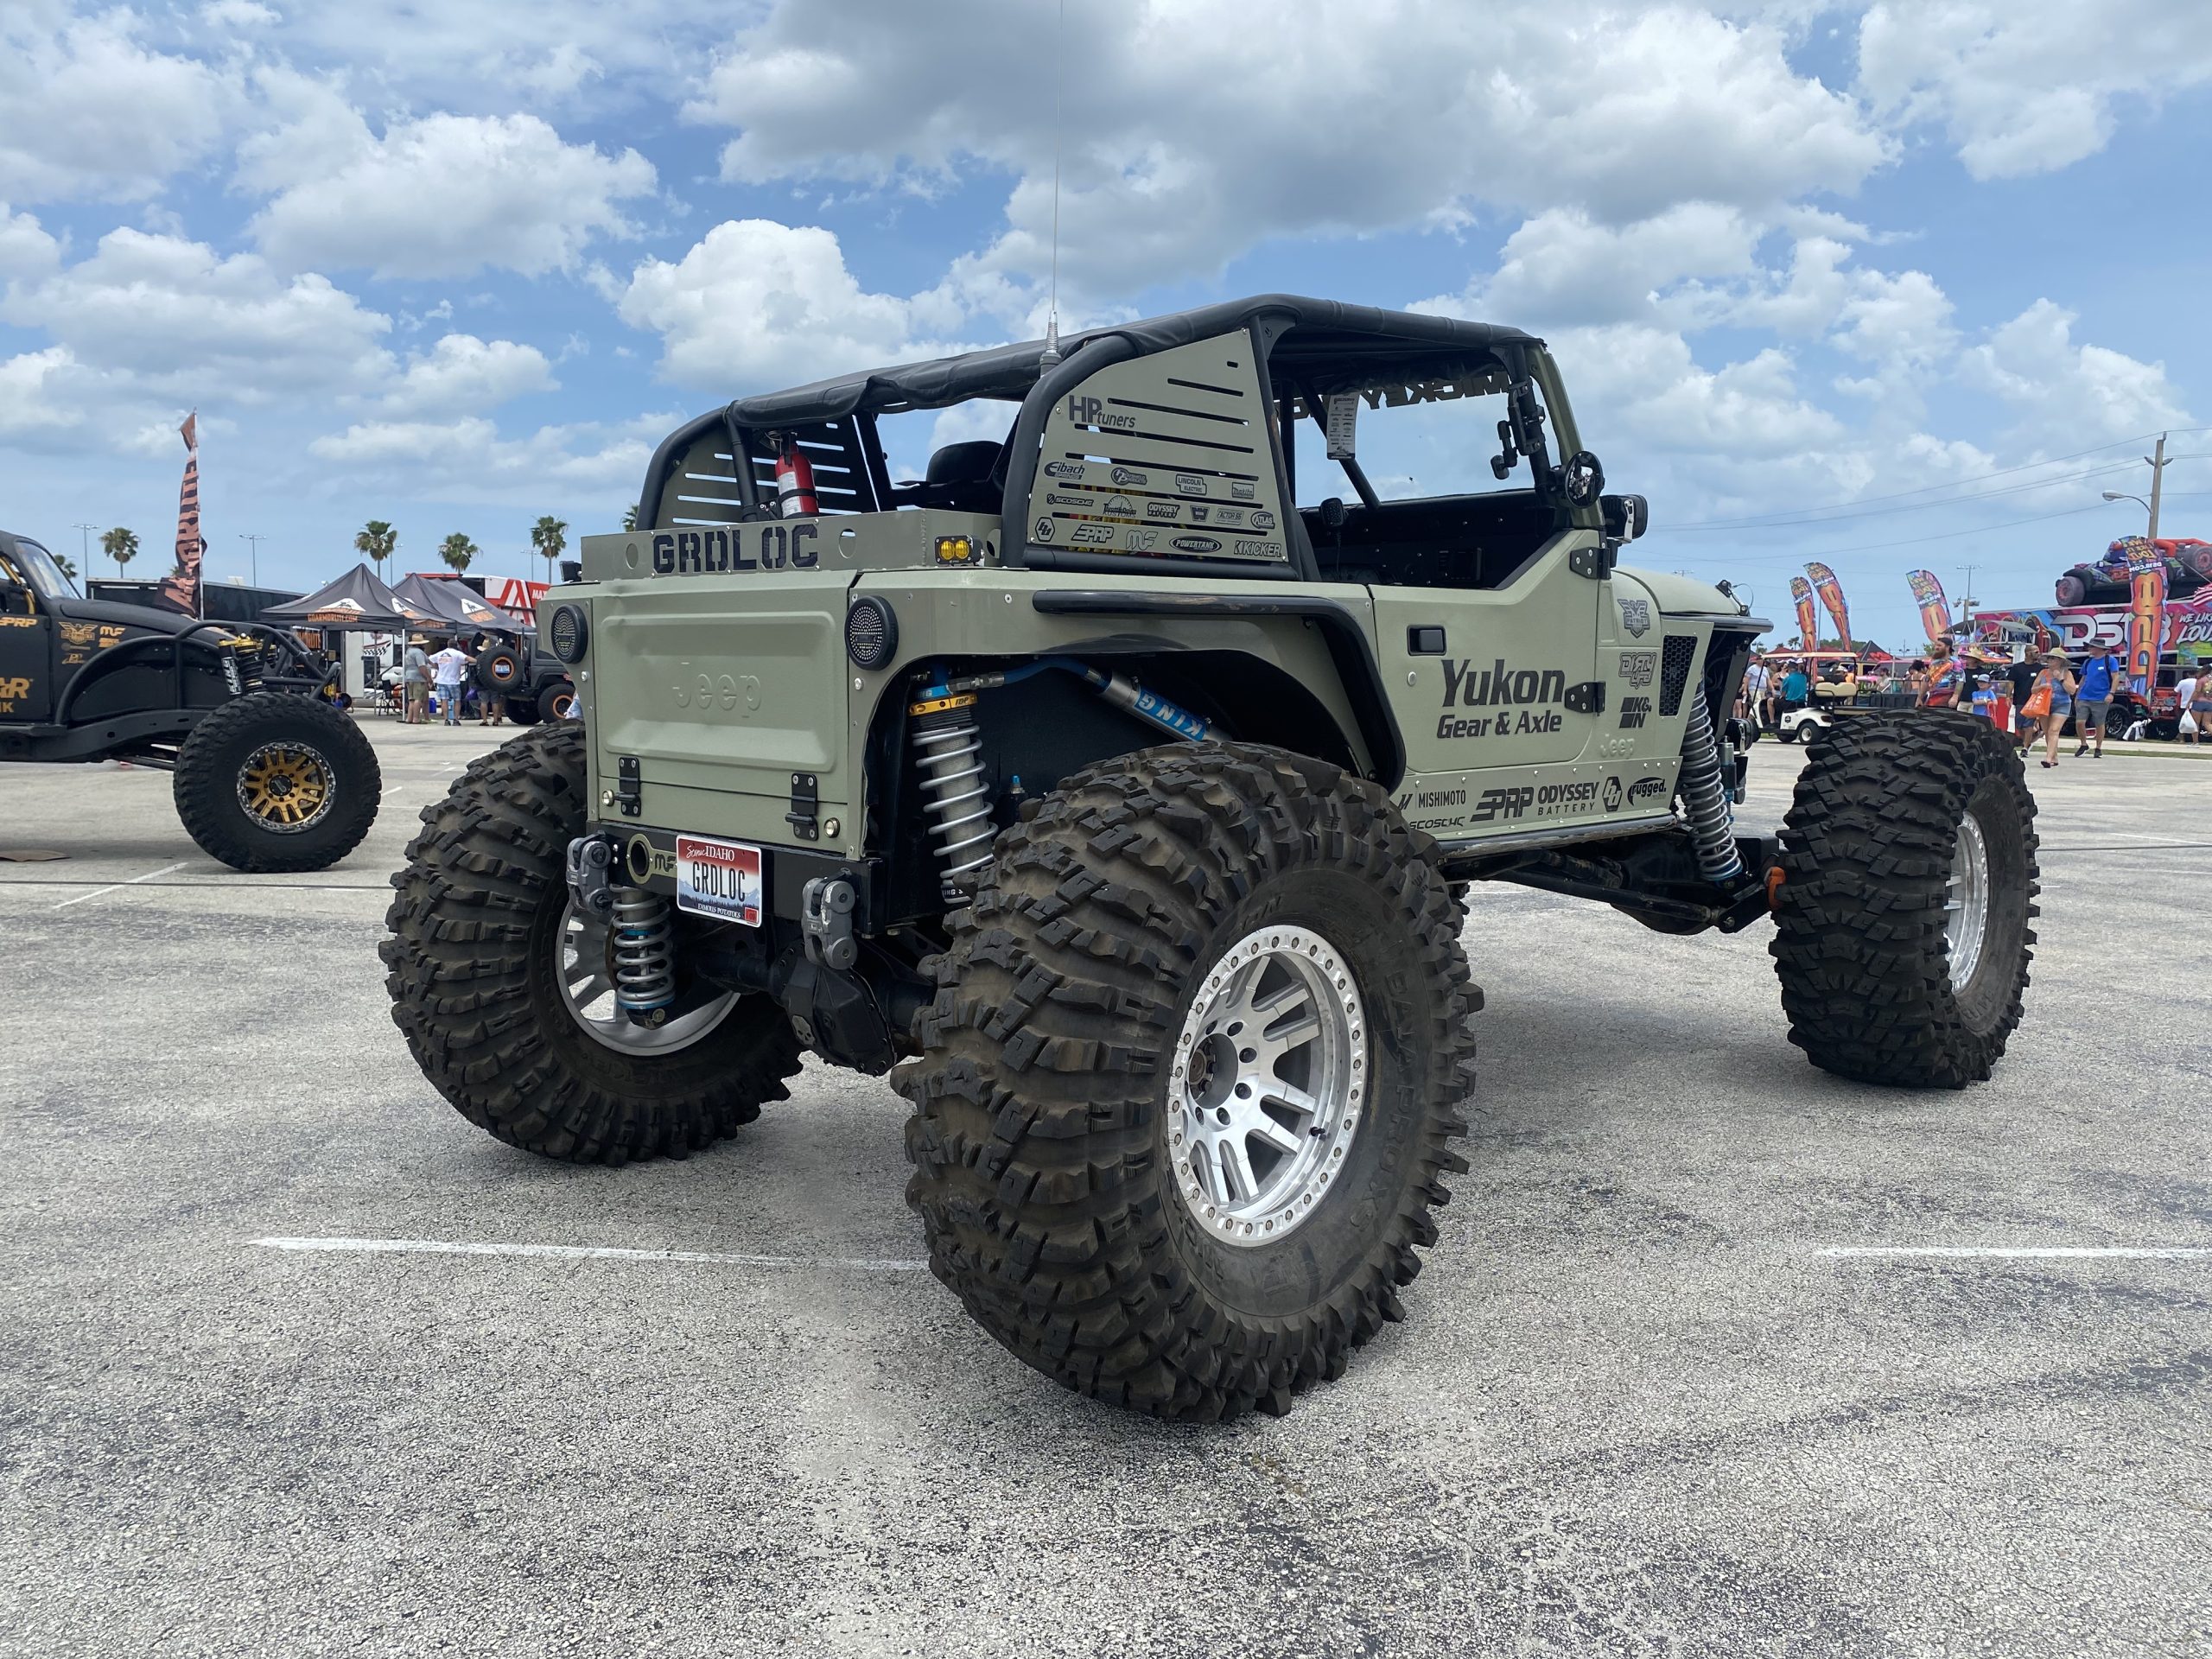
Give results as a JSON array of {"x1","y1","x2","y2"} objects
[
  {"x1": 391, "y1": 632, "x2": 512, "y2": 728},
  {"x1": 1740, "y1": 641, "x2": 2167, "y2": 771}
]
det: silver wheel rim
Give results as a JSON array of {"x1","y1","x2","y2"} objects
[
  {"x1": 1169, "y1": 924, "x2": 1365, "y2": 1248},
  {"x1": 556, "y1": 901, "x2": 735, "y2": 1054},
  {"x1": 1945, "y1": 812, "x2": 1990, "y2": 993}
]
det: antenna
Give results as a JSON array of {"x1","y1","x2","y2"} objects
[{"x1": 1039, "y1": 0, "x2": 1065, "y2": 367}]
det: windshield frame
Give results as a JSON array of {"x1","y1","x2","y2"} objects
[{"x1": 3, "y1": 537, "x2": 80, "y2": 601}]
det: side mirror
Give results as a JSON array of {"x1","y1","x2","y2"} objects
[
  {"x1": 1600, "y1": 493, "x2": 1649, "y2": 541},
  {"x1": 0, "y1": 577, "x2": 30, "y2": 616}
]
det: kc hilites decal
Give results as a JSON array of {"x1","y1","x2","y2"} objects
[{"x1": 1434, "y1": 657, "x2": 1571, "y2": 740}]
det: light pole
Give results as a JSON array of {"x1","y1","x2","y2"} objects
[
  {"x1": 2101, "y1": 490, "x2": 2152, "y2": 535},
  {"x1": 73, "y1": 522, "x2": 97, "y2": 577},
  {"x1": 238, "y1": 533, "x2": 265, "y2": 586}
]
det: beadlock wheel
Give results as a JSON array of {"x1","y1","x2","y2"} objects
[
  {"x1": 235, "y1": 741, "x2": 334, "y2": 832},
  {"x1": 1945, "y1": 811, "x2": 1990, "y2": 992},
  {"x1": 556, "y1": 900, "x2": 736, "y2": 1056},
  {"x1": 1170, "y1": 924, "x2": 1365, "y2": 1246}
]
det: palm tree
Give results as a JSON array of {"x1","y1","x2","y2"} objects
[
  {"x1": 620, "y1": 503, "x2": 640, "y2": 531},
  {"x1": 355, "y1": 519, "x2": 397, "y2": 571},
  {"x1": 439, "y1": 532, "x2": 478, "y2": 575},
  {"x1": 54, "y1": 552, "x2": 79, "y2": 582},
  {"x1": 101, "y1": 526, "x2": 139, "y2": 577},
  {"x1": 531, "y1": 514, "x2": 568, "y2": 587}
]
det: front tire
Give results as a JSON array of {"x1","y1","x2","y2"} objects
[
  {"x1": 896, "y1": 742, "x2": 1479, "y2": 1420},
  {"x1": 173, "y1": 691, "x2": 380, "y2": 872},
  {"x1": 1770, "y1": 712, "x2": 2037, "y2": 1086},
  {"x1": 380, "y1": 725, "x2": 801, "y2": 1161}
]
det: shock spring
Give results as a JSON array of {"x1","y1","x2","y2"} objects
[
  {"x1": 909, "y1": 691, "x2": 995, "y2": 903},
  {"x1": 610, "y1": 888, "x2": 676, "y2": 1015},
  {"x1": 1677, "y1": 694, "x2": 1745, "y2": 884}
]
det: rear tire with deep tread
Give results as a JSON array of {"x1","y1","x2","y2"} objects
[
  {"x1": 379, "y1": 724, "x2": 802, "y2": 1162},
  {"x1": 173, "y1": 690, "x2": 381, "y2": 872},
  {"x1": 896, "y1": 741, "x2": 1480, "y2": 1421},
  {"x1": 1770, "y1": 712, "x2": 2037, "y2": 1087}
]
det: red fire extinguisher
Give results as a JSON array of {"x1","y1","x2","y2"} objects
[{"x1": 774, "y1": 435, "x2": 817, "y2": 518}]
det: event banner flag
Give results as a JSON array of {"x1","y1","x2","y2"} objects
[
  {"x1": 1789, "y1": 576, "x2": 1820, "y2": 651},
  {"x1": 1805, "y1": 562, "x2": 1853, "y2": 653},
  {"x1": 2123, "y1": 536, "x2": 2167, "y2": 696},
  {"x1": 158, "y1": 412, "x2": 203, "y2": 616},
  {"x1": 1906, "y1": 569, "x2": 1953, "y2": 643}
]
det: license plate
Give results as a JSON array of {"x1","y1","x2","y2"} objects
[{"x1": 674, "y1": 835, "x2": 763, "y2": 926}]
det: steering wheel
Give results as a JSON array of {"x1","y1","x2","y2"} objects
[{"x1": 1562, "y1": 449, "x2": 1605, "y2": 506}]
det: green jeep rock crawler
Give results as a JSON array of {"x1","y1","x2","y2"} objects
[{"x1": 385, "y1": 296, "x2": 2037, "y2": 1419}]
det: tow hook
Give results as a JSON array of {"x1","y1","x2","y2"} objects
[
  {"x1": 565, "y1": 834, "x2": 616, "y2": 918},
  {"x1": 802, "y1": 875, "x2": 859, "y2": 970}
]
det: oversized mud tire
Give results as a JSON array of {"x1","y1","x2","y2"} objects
[
  {"x1": 897, "y1": 742, "x2": 1479, "y2": 1421},
  {"x1": 173, "y1": 690, "x2": 380, "y2": 872},
  {"x1": 1770, "y1": 712, "x2": 2037, "y2": 1087},
  {"x1": 380, "y1": 724, "x2": 801, "y2": 1162}
]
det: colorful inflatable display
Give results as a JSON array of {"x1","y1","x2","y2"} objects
[{"x1": 1789, "y1": 575, "x2": 1820, "y2": 651}]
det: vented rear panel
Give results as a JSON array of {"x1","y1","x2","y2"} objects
[
  {"x1": 652, "y1": 418, "x2": 879, "y2": 527},
  {"x1": 1025, "y1": 333, "x2": 1288, "y2": 563}
]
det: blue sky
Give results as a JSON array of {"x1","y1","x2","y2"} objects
[{"x1": 4, "y1": 0, "x2": 2209, "y2": 647}]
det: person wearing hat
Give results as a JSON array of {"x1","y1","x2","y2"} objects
[
  {"x1": 2024, "y1": 651, "x2": 2077, "y2": 769},
  {"x1": 401, "y1": 633, "x2": 431, "y2": 724}
]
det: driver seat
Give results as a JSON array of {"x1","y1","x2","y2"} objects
[{"x1": 920, "y1": 441, "x2": 1004, "y2": 513}]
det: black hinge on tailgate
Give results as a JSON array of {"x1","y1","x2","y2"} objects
[
  {"x1": 614, "y1": 756, "x2": 641, "y2": 817},
  {"x1": 786, "y1": 772, "x2": 820, "y2": 842}
]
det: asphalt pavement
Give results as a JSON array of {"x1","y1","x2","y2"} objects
[{"x1": 3, "y1": 716, "x2": 2208, "y2": 1657}]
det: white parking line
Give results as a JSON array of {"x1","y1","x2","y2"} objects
[
  {"x1": 1822, "y1": 1246, "x2": 2211, "y2": 1260},
  {"x1": 48, "y1": 861, "x2": 188, "y2": 910},
  {"x1": 255, "y1": 1236, "x2": 931, "y2": 1270}
]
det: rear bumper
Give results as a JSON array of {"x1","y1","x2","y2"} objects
[{"x1": 587, "y1": 820, "x2": 886, "y2": 933}]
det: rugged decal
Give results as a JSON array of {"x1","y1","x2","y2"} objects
[{"x1": 1626, "y1": 776, "x2": 1668, "y2": 806}]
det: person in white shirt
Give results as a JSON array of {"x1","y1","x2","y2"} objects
[
  {"x1": 430, "y1": 641, "x2": 472, "y2": 726},
  {"x1": 2181, "y1": 671, "x2": 2206, "y2": 745}
]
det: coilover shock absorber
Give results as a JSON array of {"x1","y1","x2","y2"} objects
[
  {"x1": 1676, "y1": 694, "x2": 1745, "y2": 884},
  {"x1": 908, "y1": 686, "x2": 995, "y2": 904},
  {"x1": 610, "y1": 888, "x2": 677, "y2": 1021}
]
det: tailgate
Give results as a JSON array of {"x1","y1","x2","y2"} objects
[{"x1": 589, "y1": 570, "x2": 851, "y2": 844}]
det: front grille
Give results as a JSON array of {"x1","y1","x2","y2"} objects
[{"x1": 1657, "y1": 634, "x2": 1699, "y2": 716}]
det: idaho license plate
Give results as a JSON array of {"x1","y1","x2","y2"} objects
[{"x1": 674, "y1": 835, "x2": 763, "y2": 926}]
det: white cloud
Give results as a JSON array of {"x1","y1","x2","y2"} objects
[
  {"x1": 686, "y1": 0, "x2": 1889, "y2": 296},
  {"x1": 200, "y1": 0, "x2": 279, "y2": 27},
  {"x1": 1859, "y1": 2, "x2": 2212, "y2": 179},
  {"x1": 0, "y1": 5, "x2": 236, "y2": 200},
  {"x1": 381, "y1": 334, "x2": 556, "y2": 416},
  {"x1": 308, "y1": 412, "x2": 670, "y2": 503},
  {"x1": 1, "y1": 228, "x2": 393, "y2": 403},
  {"x1": 1423, "y1": 203, "x2": 1763, "y2": 330},
  {"x1": 618, "y1": 219, "x2": 970, "y2": 390},
  {"x1": 0, "y1": 346, "x2": 86, "y2": 436},
  {"x1": 1959, "y1": 299, "x2": 2190, "y2": 447},
  {"x1": 243, "y1": 99, "x2": 657, "y2": 279},
  {"x1": 0, "y1": 206, "x2": 62, "y2": 281}
]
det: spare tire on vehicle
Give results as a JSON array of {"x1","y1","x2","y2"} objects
[
  {"x1": 173, "y1": 690, "x2": 381, "y2": 873},
  {"x1": 538, "y1": 681, "x2": 578, "y2": 721},
  {"x1": 473, "y1": 645, "x2": 524, "y2": 694}
]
